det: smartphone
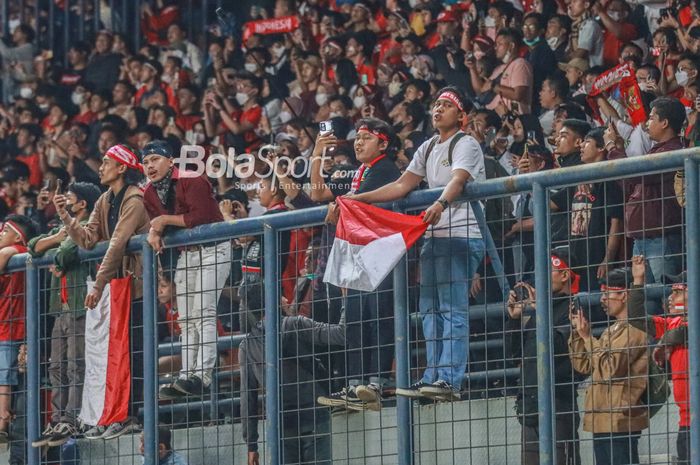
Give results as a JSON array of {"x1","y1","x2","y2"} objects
[
  {"x1": 511, "y1": 101, "x2": 520, "y2": 114},
  {"x1": 42, "y1": 179, "x2": 51, "y2": 191},
  {"x1": 56, "y1": 179, "x2": 63, "y2": 194},
  {"x1": 571, "y1": 296, "x2": 581, "y2": 315},
  {"x1": 527, "y1": 130, "x2": 536, "y2": 142},
  {"x1": 319, "y1": 120, "x2": 334, "y2": 136}
]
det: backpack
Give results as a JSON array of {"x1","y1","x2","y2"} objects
[{"x1": 424, "y1": 132, "x2": 467, "y2": 165}]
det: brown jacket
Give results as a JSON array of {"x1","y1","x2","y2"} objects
[
  {"x1": 569, "y1": 319, "x2": 649, "y2": 433},
  {"x1": 64, "y1": 184, "x2": 150, "y2": 298}
]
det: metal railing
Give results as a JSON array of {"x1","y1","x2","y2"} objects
[{"x1": 6, "y1": 147, "x2": 700, "y2": 464}]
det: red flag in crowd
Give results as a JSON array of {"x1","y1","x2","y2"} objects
[{"x1": 242, "y1": 16, "x2": 300, "y2": 44}]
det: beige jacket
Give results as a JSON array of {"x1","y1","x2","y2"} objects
[
  {"x1": 64, "y1": 185, "x2": 150, "y2": 298},
  {"x1": 569, "y1": 320, "x2": 649, "y2": 433}
]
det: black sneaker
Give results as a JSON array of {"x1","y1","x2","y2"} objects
[
  {"x1": 31, "y1": 423, "x2": 56, "y2": 448},
  {"x1": 159, "y1": 383, "x2": 185, "y2": 400},
  {"x1": 172, "y1": 376, "x2": 205, "y2": 397},
  {"x1": 396, "y1": 381, "x2": 433, "y2": 399},
  {"x1": 317, "y1": 386, "x2": 365, "y2": 411},
  {"x1": 101, "y1": 418, "x2": 140, "y2": 440},
  {"x1": 47, "y1": 422, "x2": 78, "y2": 447},
  {"x1": 355, "y1": 384, "x2": 382, "y2": 411},
  {"x1": 419, "y1": 380, "x2": 461, "y2": 401}
]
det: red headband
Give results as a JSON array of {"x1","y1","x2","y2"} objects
[
  {"x1": 357, "y1": 125, "x2": 389, "y2": 141},
  {"x1": 436, "y1": 91, "x2": 464, "y2": 111},
  {"x1": 3, "y1": 220, "x2": 26, "y2": 246},
  {"x1": 106, "y1": 144, "x2": 143, "y2": 172},
  {"x1": 672, "y1": 283, "x2": 687, "y2": 291},
  {"x1": 551, "y1": 255, "x2": 580, "y2": 294}
]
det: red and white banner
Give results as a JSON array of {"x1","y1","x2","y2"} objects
[
  {"x1": 79, "y1": 276, "x2": 132, "y2": 427},
  {"x1": 242, "y1": 16, "x2": 300, "y2": 43},
  {"x1": 588, "y1": 63, "x2": 647, "y2": 126},
  {"x1": 323, "y1": 197, "x2": 428, "y2": 292}
]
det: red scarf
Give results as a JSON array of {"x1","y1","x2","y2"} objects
[{"x1": 351, "y1": 154, "x2": 386, "y2": 194}]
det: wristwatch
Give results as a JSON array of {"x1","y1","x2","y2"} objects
[{"x1": 437, "y1": 199, "x2": 449, "y2": 210}]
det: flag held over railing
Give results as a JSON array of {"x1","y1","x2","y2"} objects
[{"x1": 323, "y1": 197, "x2": 428, "y2": 292}]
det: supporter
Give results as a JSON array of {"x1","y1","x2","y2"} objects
[
  {"x1": 593, "y1": 0, "x2": 638, "y2": 68},
  {"x1": 0, "y1": 214, "x2": 38, "y2": 445},
  {"x1": 0, "y1": 24, "x2": 35, "y2": 103},
  {"x1": 567, "y1": 0, "x2": 603, "y2": 67},
  {"x1": 135, "y1": 59, "x2": 177, "y2": 110},
  {"x1": 316, "y1": 118, "x2": 400, "y2": 412},
  {"x1": 164, "y1": 23, "x2": 203, "y2": 79},
  {"x1": 59, "y1": 41, "x2": 91, "y2": 90},
  {"x1": 15, "y1": 123, "x2": 42, "y2": 188},
  {"x1": 345, "y1": 31, "x2": 376, "y2": 85},
  {"x1": 84, "y1": 30, "x2": 122, "y2": 94},
  {"x1": 559, "y1": 58, "x2": 588, "y2": 95},
  {"x1": 539, "y1": 74, "x2": 569, "y2": 136},
  {"x1": 569, "y1": 267, "x2": 649, "y2": 465},
  {"x1": 141, "y1": 140, "x2": 230, "y2": 399},
  {"x1": 522, "y1": 13, "x2": 557, "y2": 101},
  {"x1": 546, "y1": 15, "x2": 572, "y2": 63},
  {"x1": 140, "y1": 1, "x2": 180, "y2": 47},
  {"x1": 506, "y1": 246, "x2": 582, "y2": 465},
  {"x1": 138, "y1": 427, "x2": 188, "y2": 465},
  {"x1": 54, "y1": 144, "x2": 149, "y2": 439},
  {"x1": 653, "y1": 28, "x2": 681, "y2": 95},
  {"x1": 607, "y1": 97, "x2": 685, "y2": 282},
  {"x1": 350, "y1": 87, "x2": 485, "y2": 401},
  {"x1": 29, "y1": 182, "x2": 101, "y2": 448},
  {"x1": 110, "y1": 80, "x2": 137, "y2": 121}
]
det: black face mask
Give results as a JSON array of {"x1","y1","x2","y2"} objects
[{"x1": 393, "y1": 122, "x2": 405, "y2": 132}]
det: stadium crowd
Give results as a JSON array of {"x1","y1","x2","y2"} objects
[{"x1": 0, "y1": 0, "x2": 695, "y2": 464}]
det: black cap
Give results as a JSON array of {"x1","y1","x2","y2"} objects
[
  {"x1": 602, "y1": 268, "x2": 633, "y2": 289},
  {"x1": 551, "y1": 245, "x2": 579, "y2": 269},
  {"x1": 141, "y1": 140, "x2": 174, "y2": 159},
  {"x1": 662, "y1": 271, "x2": 687, "y2": 285}
]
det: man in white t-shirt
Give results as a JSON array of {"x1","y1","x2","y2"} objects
[
  {"x1": 348, "y1": 86, "x2": 486, "y2": 401},
  {"x1": 567, "y1": 0, "x2": 604, "y2": 67}
]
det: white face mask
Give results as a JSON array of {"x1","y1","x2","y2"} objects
[
  {"x1": 186, "y1": 130, "x2": 206, "y2": 145},
  {"x1": 236, "y1": 92, "x2": 250, "y2": 106},
  {"x1": 315, "y1": 93, "x2": 329, "y2": 106},
  {"x1": 329, "y1": 111, "x2": 342, "y2": 118},
  {"x1": 8, "y1": 19, "x2": 20, "y2": 34},
  {"x1": 279, "y1": 111, "x2": 293, "y2": 123},
  {"x1": 546, "y1": 36, "x2": 560, "y2": 50},
  {"x1": 19, "y1": 87, "x2": 33, "y2": 99},
  {"x1": 388, "y1": 82, "x2": 402, "y2": 97},
  {"x1": 676, "y1": 70, "x2": 690, "y2": 87},
  {"x1": 353, "y1": 96, "x2": 366, "y2": 108},
  {"x1": 484, "y1": 16, "x2": 497, "y2": 28},
  {"x1": 608, "y1": 11, "x2": 621, "y2": 21},
  {"x1": 506, "y1": 135, "x2": 515, "y2": 147},
  {"x1": 39, "y1": 103, "x2": 49, "y2": 111},
  {"x1": 244, "y1": 63, "x2": 258, "y2": 73},
  {"x1": 410, "y1": 66, "x2": 422, "y2": 79},
  {"x1": 71, "y1": 91, "x2": 85, "y2": 106},
  {"x1": 503, "y1": 48, "x2": 513, "y2": 64}
]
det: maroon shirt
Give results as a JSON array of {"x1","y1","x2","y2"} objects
[
  {"x1": 607, "y1": 136, "x2": 683, "y2": 239},
  {"x1": 143, "y1": 167, "x2": 223, "y2": 228}
]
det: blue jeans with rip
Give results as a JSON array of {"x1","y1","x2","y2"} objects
[{"x1": 419, "y1": 237, "x2": 484, "y2": 390}]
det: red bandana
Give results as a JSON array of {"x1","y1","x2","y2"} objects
[
  {"x1": 436, "y1": 91, "x2": 464, "y2": 111},
  {"x1": 106, "y1": 144, "x2": 143, "y2": 172},
  {"x1": 600, "y1": 284, "x2": 626, "y2": 292},
  {"x1": 551, "y1": 255, "x2": 580, "y2": 294},
  {"x1": 3, "y1": 220, "x2": 27, "y2": 245},
  {"x1": 357, "y1": 125, "x2": 389, "y2": 141}
]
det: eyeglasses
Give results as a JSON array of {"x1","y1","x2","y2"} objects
[{"x1": 522, "y1": 24, "x2": 539, "y2": 31}]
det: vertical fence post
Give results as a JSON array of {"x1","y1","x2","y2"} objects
[
  {"x1": 263, "y1": 225, "x2": 280, "y2": 465},
  {"x1": 25, "y1": 258, "x2": 40, "y2": 465},
  {"x1": 532, "y1": 183, "x2": 555, "y2": 465},
  {"x1": 141, "y1": 243, "x2": 158, "y2": 465},
  {"x1": 393, "y1": 255, "x2": 412, "y2": 465},
  {"x1": 685, "y1": 158, "x2": 700, "y2": 465},
  {"x1": 470, "y1": 200, "x2": 510, "y2": 299}
]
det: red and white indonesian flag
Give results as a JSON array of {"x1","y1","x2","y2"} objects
[
  {"x1": 323, "y1": 197, "x2": 428, "y2": 292},
  {"x1": 79, "y1": 276, "x2": 132, "y2": 427}
]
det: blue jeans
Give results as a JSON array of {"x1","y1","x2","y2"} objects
[
  {"x1": 632, "y1": 235, "x2": 681, "y2": 283},
  {"x1": 592, "y1": 432, "x2": 640, "y2": 465},
  {"x1": 419, "y1": 237, "x2": 484, "y2": 389}
]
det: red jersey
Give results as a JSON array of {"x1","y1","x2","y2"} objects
[
  {"x1": 16, "y1": 153, "x2": 42, "y2": 188},
  {"x1": 175, "y1": 113, "x2": 202, "y2": 132},
  {"x1": 652, "y1": 315, "x2": 689, "y2": 427},
  {"x1": 0, "y1": 245, "x2": 27, "y2": 341},
  {"x1": 603, "y1": 23, "x2": 637, "y2": 68},
  {"x1": 222, "y1": 105, "x2": 262, "y2": 152}
]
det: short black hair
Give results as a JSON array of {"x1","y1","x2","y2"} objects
[
  {"x1": 67, "y1": 182, "x2": 102, "y2": 211},
  {"x1": 474, "y1": 109, "x2": 502, "y2": 131},
  {"x1": 523, "y1": 12, "x2": 546, "y2": 31},
  {"x1": 585, "y1": 127, "x2": 605, "y2": 149},
  {"x1": 603, "y1": 267, "x2": 633, "y2": 289},
  {"x1": 638, "y1": 64, "x2": 661, "y2": 83},
  {"x1": 5, "y1": 214, "x2": 39, "y2": 242},
  {"x1": 237, "y1": 72, "x2": 262, "y2": 93},
  {"x1": 18, "y1": 123, "x2": 42, "y2": 140},
  {"x1": 355, "y1": 117, "x2": 401, "y2": 160},
  {"x1": 433, "y1": 86, "x2": 468, "y2": 113},
  {"x1": 496, "y1": 27, "x2": 523, "y2": 47},
  {"x1": 561, "y1": 119, "x2": 592, "y2": 140},
  {"x1": 114, "y1": 79, "x2": 136, "y2": 96},
  {"x1": 16, "y1": 24, "x2": 35, "y2": 43},
  {"x1": 157, "y1": 427, "x2": 172, "y2": 450},
  {"x1": 545, "y1": 74, "x2": 569, "y2": 99},
  {"x1": 650, "y1": 97, "x2": 687, "y2": 134},
  {"x1": 329, "y1": 94, "x2": 353, "y2": 111},
  {"x1": 555, "y1": 103, "x2": 587, "y2": 122},
  {"x1": 549, "y1": 14, "x2": 572, "y2": 34},
  {"x1": 404, "y1": 101, "x2": 426, "y2": 129},
  {"x1": 219, "y1": 187, "x2": 250, "y2": 211},
  {"x1": 135, "y1": 124, "x2": 164, "y2": 141}
]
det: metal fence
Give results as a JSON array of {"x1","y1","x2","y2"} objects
[{"x1": 3, "y1": 148, "x2": 700, "y2": 465}]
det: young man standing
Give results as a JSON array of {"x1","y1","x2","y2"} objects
[
  {"x1": 349, "y1": 87, "x2": 486, "y2": 400},
  {"x1": 29, "y1": 182, "x2": 101, "y2": 447},
  {"x1": 54, "y1": 144, "x2": 150, "y2": 440},
  {"x1": 141, "y1": 140, "x2": 230, "y2": 399}
]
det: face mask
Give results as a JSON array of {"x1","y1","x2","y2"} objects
[
  {"x1": 353, "y1": 96, "x2": 366, "y2": 108},
  {"x1": 388, "y1": 82, "x2": 402, "y2": 97},
  {"x1": 346, "y1": 46, "x2": 356, "y2": 56},
  {"x1": 71, "y1": 92, "x2": 85, "y2": 106},
  {"x1": 676, "y1": 70, "x2": 690, "y2": 87},
  {"x1": 503, "y1": 48, "x2": 513, "y2": 64},
  {"x1": 484, "y1": 16, "x2": 497, "y2": 28},
  {"x1": 272, "y1": 45, "x2": 286, "y2": 59},
  {"x1": 279, "y1": 111, "x2": 293, "y2": 123},
  {"x1": 39, "y1": 103, "x2": 49, "y2": 112},
  {"x1": 19, "y1": 87, "x2": 33, "y2": 99},
  {"x1": 244, "y1": 63, "x2": 258, "y2": 73},
  {"x1": 315, "y1": 93, "x2": 329, "y2": 106},
  {"x1": 524, "y1": 37, "x2": 540, "y2": 47},
  {"x1": 401, "y1": 54, "x2": 414, "y2": 65},
  {"x1": 329, "y1": 111, "x2": 342, "y2": 118},
  {"x1": 638, "y1": 81, "x2": 650, "y2": 91},
  {"x1": 546, "y1": 36, "x2": 560, "y2": 50},
  {"x1": 8, "y1": 19, "x2": 20, "y2": 34},
  {"x1": 506, "y1": 135, "x2": 515, "y2": 147},
  {"x1": 410, "y1": 66, "x2": 422, "y2": 79},
  {"x1": 236, "y1": 92, "x2": 250, "y2": 106},
  {"x1": 608, "y1": 11, "x2": 621, "y2": 21}
]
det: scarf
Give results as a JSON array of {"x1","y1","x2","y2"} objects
[
  {"x1": 569, "y1": 13, "x2": 590, "y2": 53},
  {"x1": 153, "y1": 166, "x2": 174, "y2": 206}
]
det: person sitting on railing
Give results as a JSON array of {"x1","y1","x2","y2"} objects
[
  {"x1": 605, "y1": 97, "x2": 685, "y2": 283},
  {"x1": 506, "y1": 246, "x2": 583, "y2": 465},
  {"x1": 28, "y1": 182, "x2": 101, "y2": 448},
  {"x1": 240, "y1": 283, "x2": 345, "y2": 465},
  {"x1": 54, "y1": 143, "x2": 150, "y2": 440},
  {"x1": 141, "y1": 140, "x2": 231, "y2": 401},
  {"x1": 569, "y1": 267, "x2": 650, "y2": 465},
  {"x1": 0, "y1": 214, "x2": 38, "y2": 445},
  {"x1": 627, "y1": 255, "x2": 690, "y2": 465},
  {"x1": 348, "y1": 87, "x2": 486, "y2": 401}
]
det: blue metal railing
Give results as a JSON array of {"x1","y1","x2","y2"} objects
[{"x1": 11, "y1": 147, "x2": 700, "y2": 465}]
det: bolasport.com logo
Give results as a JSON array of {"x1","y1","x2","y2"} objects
[{"x1": 172, "y1": 145, "x2": 356, "y2": 182}]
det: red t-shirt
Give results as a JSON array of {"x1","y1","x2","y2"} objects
[
  {"x1": 356, "y1": 62, "x2": 376, "y2": 85},
  {"x1": 652, "y1": 315, "x2": 689, "y2": 427},
  {"x1": 375, "y1": 37, "x2": 401, "y2": 66},
  {"x1": 222, "y1": 105, "x2": 262, "y2": 152},
  {"x1": 16, "y1": 153, "x2": 42, "y2": 188},
  {"x1": 176, "y1": 113, "x2": 202, "y2": 132},
  {"x1": 603, "y1": 23, "x2": 637, "y2": 68},
  {"x1": 0, "y1": 244, "x2": 27, "y2": 341}
]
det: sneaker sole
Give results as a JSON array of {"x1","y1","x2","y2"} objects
[
  {"x1": 31, "y1": 438, "x2": 52, "y2": 448},
  {"x1": 47, "y1": 435, "x2": 73, "y2": 448},
  {"x1": 419, "y1": 387, "x2": 461, "y2": 401},
  {"x1": 102, "y1": 423, "x2": 140, "y2": 441},
  {"x1": 395, "y1": 388, "x2": 424, "y2": 398},
  {"x1": 355, "y1": 386, "x2": 381, "y2": 404},
  {"x1": 317, "y1": 396, "x2": 351, "y2": 407},
  {"x1": 85, "y1": 433, "x2": 106, "y2": 441}
]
